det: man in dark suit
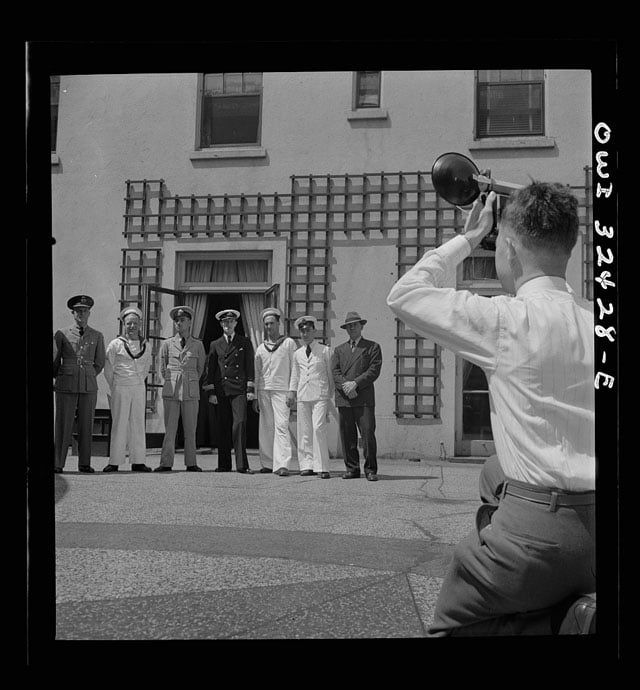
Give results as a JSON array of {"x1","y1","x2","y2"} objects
[
  {"x1": 53, "y1": 294, "x2": 106, "y2": 473},
  {"x1": 331, "y1": 311, "x2": 382, "y2": 481},
  {"x1": 204, "y1": 309, "x2": 255, "y2": 473}
]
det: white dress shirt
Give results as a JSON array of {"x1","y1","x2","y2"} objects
[
  {"x1": 255, "y1": 337, "x2": 297, "y2": 391},
  {"x1": 387, "y1": 234, "x2": 595, "y2": 491}
]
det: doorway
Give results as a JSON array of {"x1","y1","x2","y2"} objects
[{"x1": 176, "y1": 292, "x2": 259, "y2": 450}]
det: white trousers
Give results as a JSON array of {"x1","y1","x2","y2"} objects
[
  {"x1": 109, "y1": 384, "x2": 146, "y2": 465},
  {"x1": 258, "y1": 390, "x2": 298, "y2": 471},
  {"x1": 297, "y1": 399, "x2": 330, "y2": 473}
]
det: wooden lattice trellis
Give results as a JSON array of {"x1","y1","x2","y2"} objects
[{"x1": 120, "y1": 168, "x2": 592, "y2": 419}]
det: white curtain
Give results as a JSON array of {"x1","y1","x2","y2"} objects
[
  {"x1": 184, "y1": 262, "x2": 211, "y2": 339},
  {"x1": 241, "y1": 293, "x2": 264, "y2": 351},
  {"x1": 182, "y1": 258, "x2": 269, "y2": 348}
]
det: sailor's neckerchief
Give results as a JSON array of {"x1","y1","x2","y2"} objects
[
  {"x1": 263, "y1": 335, "x2": 287, "y2": 353},
  {"x1": 117, "y1": 336, "x2": 147, "y2": 360}
]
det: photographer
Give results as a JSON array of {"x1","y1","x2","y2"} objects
[{"x1": 387, "y1": 184, "x2": 595, "y2": 635}]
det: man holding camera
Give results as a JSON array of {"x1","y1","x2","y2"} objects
[{"x1": 387, "y1": 184, "x2": 595, "y2": 635}]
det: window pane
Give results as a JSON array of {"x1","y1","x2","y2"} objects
[
  {"x1": 356, "y1": 71, "x2": 380, "y2": 108},
  {"x1": 243, "y1": 72, "x2": 262, "y2": 93},
  {"x1": 201, "y1": 94, "x2": 261, "y2": 146},
  {"x1": 184, "y1": 259, "x2": 268, "y2": 283},
  {"x1": 204, "y1": 73, "x2": 224, "y2": 95},
  {"x1": 477, "y1": 82, "x2": 543, "y2": 136},
  {"x1": 224, "y1": 73, "x2": 243, "y2": 94}
]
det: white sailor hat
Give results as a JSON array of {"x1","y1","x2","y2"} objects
[
  {"x1": 216, "y1": 309, "x2": 240, "y2": 321},
  {"x1": 294, "y1": 315, "x2": 318, "y2": 330},
  {"x1": 119, "y1": 306, "x2": 143, "y2": 321},
  {"x1": 169, "y1": 305, "x2": 194, "y2": 320},
  {"x1": 261, "y1": 307, "x2": 282, "y2": 321}
]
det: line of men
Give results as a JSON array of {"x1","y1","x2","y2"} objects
[{"x1": 53, "y1": 298, "x2": 382, "y2": 481}]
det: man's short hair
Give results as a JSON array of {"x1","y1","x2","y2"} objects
[{"x1": 501, "y1": 181, "x2": 579, "y2": 255}]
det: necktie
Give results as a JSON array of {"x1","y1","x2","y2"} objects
[
  {"x1": 180, "y1": 337, "x2": 186, "y2": 349},
  {"x1": 79, "y1": 327, "x2": 84, "y2": 337},
  {"x1": 306, "y1": 345, "x2": 311, "y2": 358},
  {"x1": 350, "y1": 340, "x2": 355, "y2": 351}
]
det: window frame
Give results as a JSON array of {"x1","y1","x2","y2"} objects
[
  {"x1": 475, "y1": 69, "x2": 545, "y2": 139},
  {"x1": 196, "y1": 73, "x2": 264, "y2": 150},
  {"x1": 353, "y1": 71, "x2": 382, "y2": 110}
]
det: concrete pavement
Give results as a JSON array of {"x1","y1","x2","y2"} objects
[{"x1": 53, "y1": 449, "x2": 482, "y2": 641}]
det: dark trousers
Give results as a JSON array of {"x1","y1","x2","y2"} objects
[
  {"x1": 338, "y1": 405, "x2": 377, "y2": 474},
  {"x1": 216, "y1": 394, "x2": 249, "y2": 471},
  {"x1": 428, "y1": 455, "x2": 595, "y2": 636},
  {"x1": 54, "y1": 391, "x2": 97, "y2": 468}
]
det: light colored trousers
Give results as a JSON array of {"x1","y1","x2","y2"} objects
[
  {"x1": 297, "y1": 399, "x2": 330, "y2": 473},
  {"x1": 109, "y1": 384, "x2": 146, "y2": 465},
  {"x1": 257, "y1": 390, "x2": 298, "y2": 471},
  {"x1": 160, "y1": 398, "x2": 199, "y2": 467}
]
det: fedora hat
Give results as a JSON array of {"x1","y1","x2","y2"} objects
[{"x1": 340, "y1": 311, "x2": 367, "y2": 329}]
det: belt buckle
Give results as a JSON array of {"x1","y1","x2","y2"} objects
[{"x1": 549, "y1": 491, "x2": 559, "y2": 512}]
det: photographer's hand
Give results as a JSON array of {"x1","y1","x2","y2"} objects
[{"x1": 462, "y1": 191, "x2": 497, "y2": 251}]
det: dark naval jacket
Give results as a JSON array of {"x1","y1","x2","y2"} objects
[{"x1": 207, "y1": 334, "x2": 255, "y2": 397}]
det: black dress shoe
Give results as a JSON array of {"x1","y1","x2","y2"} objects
[
  {"x1": 319, "y1": 472, "x2": 331, "y2": 479},
  {"x1": 342, "y1": 471, "x2": 360, "y2": 479},
  {"x1": 214, "y1": 467, "x2": 231, "y2": 472},
  {"x1": 54, "y1": 467, "x2": 63, "y2": 474},
  {"x1": 153, "y1": 466, "x2": 172, "y2": 472},
  {"x1": 275, "y1": 468, "x2": 290, "y2": 477},
  {"x1": 103, "y1": 464, "x2": 119, "y2": 473},
  {"x1": 300, "y1": 470, "x2": 317, "y2": 476},
  {"x1": 236, "y1": 468, "x2": 253, "y2": 474},
  {"x1": 365, "y1": 472, "x2": 379, "y2": 482},
  {"x1": 131, "y1": 464, "x2": 152, "y2": 472},
  {"x1": 78, "y1": 465, "x2": 95, "y2": 473},
  {"x1": 259, "y1": 468, "x2": 273, "y2": 473},
  {"x1": 186, "y1": 465, "x2": 202, "y2": 472}
]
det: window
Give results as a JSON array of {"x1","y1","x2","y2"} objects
[
  {"x1": 476, "y1": 70, "x2": 544, "y2": 138},
  {"x1": 199, "y1": 73, "x2": 262, "y2": 148},
  {"x1": 354, "y1": 71, "x2": 381, "y2": 109},
  {"x1": 50, "y1": 75, "x2": 60, "y2": 152},
  {"x1": 177, "y1": 251, "x2": 271, "y2": 289}
]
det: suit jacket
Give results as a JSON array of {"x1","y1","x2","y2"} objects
[
  {"x1": 53, "y1": 325, "x2": 106, "y2": 394},
  {"x1": 331, "y1": 337, "x2": 382, "y2": 407},
  {"x1": 289, "y1": 341, "x2": 333, "y2": 402},
  {"x1": 159, "y1": 334, "x2": 206, "y2": 401},
  {"x1": 207, "y1": 334, "x2": 255, "y2": 397}
]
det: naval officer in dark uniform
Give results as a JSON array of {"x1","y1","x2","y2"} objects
[
  {"x1": 53, "y1": 295, "x2": 106, "y2": 473},
  {"x1": 204, "y1": 309, "x2": 255, "y2": 473}
]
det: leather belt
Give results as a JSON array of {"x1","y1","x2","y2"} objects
[{"x1": 502, "y1": 480, "x2": 595, "y2": 512}]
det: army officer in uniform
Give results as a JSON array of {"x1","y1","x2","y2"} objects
[
  {"x1": 53, "y1": 295, "x2": 106, "y2": 473},
  {"x1": 204, "y1": 309, "x2": 255, "y2": 473},
  {"x1": 155, "y1": 306, "x2": 206, "y2": 472}
]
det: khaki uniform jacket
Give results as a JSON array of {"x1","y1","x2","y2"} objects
[
  {"x1": 159, "y1": 334, "x2": 206, "y2": 401},
  {"x1": 53, "y1": 325, "x2": 106, "y2": 393}
]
